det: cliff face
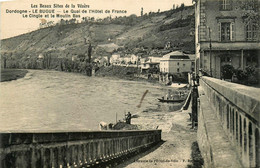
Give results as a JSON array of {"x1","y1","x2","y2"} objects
[{"x1": 1, "y1": 6, "x2": 195, "y2": 68}]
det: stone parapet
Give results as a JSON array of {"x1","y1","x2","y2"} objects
[
  {"x1": 201, "y1": 76, "x2": 259, "y2": 122},
  {"x1": 197, "y1": 87, "x2": 243, "y2": 168},
  {"x1": 0, "y1": 130, "x2": 161, "y2": 167},
  {"x1": 198, "y1": 77, "x2": 259, "y2": 167}
]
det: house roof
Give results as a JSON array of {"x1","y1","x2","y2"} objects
[
  {"x1": 188, "y1": 54, "x2": 196, "y2": 60},
  {"x1": 161, "y1": 51, "x2": 191, "y2": 60},
  {"x1": 144, "y1": 62, "x2": 160, "y2": 65}
]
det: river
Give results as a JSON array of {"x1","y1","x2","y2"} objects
[{"x1": 0, "y1": 70, "x2": 184, "y2": 132}]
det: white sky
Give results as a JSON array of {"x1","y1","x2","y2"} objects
[{"x1": 0, "y1": 0, "x2": 193, "y2": 39}]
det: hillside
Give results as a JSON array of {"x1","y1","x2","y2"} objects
[{"x1": 1, "y1": 5, "x2": 195, "y2": 69}]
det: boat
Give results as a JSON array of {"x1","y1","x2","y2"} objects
[{"x1": 157, "y1": 98, "x2": 185, "y2": 103}]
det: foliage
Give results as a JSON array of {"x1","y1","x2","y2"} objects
[
  {"x1": 234, "y1": 66, "x2": 258, "y2": 85},
  {"x1": 159, "y1": 14, "x2": 194, "y2": 31},
  {"x1": 165, "y1": 5, "x2": 193, "y2": 19},
  {"x1": 148, "y1": 67, "x2": 159, "y2": 74},
  {"x1": 235, "y1": 69, "x2": 247, "y2": 81},
  {"x1": 236, "y1": 0, "x2": 259, "y2": 30},
  {"x1": 222, "y1": 64, "x2": 234, "y2": 79},
  {"x1": 245, "y1": 66, "x2": 258, "y2": 85}
]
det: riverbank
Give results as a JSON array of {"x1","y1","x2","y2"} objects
[
  {"x1": 95, "y1": 66, "x2": 159, "y2": 83},
  {"x1": 116, "y1": 103, "x2": 203, "y2": 168},
  {"x1": 0, "y1": 69, "x2": 28, "y2": 82}
]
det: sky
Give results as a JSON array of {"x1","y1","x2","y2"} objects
[{"x1": 0, "y1": 0, "x2": 193, "y2": 39}]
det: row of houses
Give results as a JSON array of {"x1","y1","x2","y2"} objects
[{"x1": 94, "y1": 51, "x2": 195, "y2": 76}]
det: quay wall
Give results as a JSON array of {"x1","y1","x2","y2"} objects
[
  {"x1": 197, "y1": 76, "x2": 259, "y2": 168},
  {"x1": 0, "y1": 130, "x2": 161, "y2": 167}
]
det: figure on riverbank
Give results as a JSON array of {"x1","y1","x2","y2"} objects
[
  {"x1": 125, "y1": 112, "x2": 132, "y2": 124},
  {"x1": 99, "y1": 121, "x2": 108, "y2": 130}
]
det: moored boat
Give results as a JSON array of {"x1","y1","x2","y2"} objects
[{"x1": 157, "y1": 98, "x2": 185, "y2": 103}]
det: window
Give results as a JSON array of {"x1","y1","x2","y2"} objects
[
  {"x1": 246, "y1": 21, "x2": 258, "y2": 41},
  {"x1": 219, "y1": 0, "x2": 232, "y2": 10},
  {"x1": 177, "y1": 62, "x2": 179, "y2": 66},
  {"x1": 219, "y1": 22, "x2": 235, "y2": 41},
  {"x1": 221, "y1": 23, "x2": 230, "y2": 41},
  {"x1": 177, "y1": 68, "x2": 179, "y2": 72},
  {"x1": 183, "y1": 64, "x2": 185, "y2": 67}
]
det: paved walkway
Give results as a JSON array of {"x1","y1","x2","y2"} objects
[{"x1": 116, "y1": 106, "x2": 198, "y2": 168}]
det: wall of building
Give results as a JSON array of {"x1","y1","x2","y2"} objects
[
  {"x1": 169, "y1": 60, "x2": 192, "y2": 73},
  {"x1": 198, "y1": 76, "x2": 260, "y2": 168},
  {"x1": 0, "y1": 130, "x2": 161, "y2": 168},
  {"x1": 195, "y1": 0, "x2": 260, "y2": 78},
  {"x1": 160, "y1": 60, "x2": 192, "y2": 73},
  {"x1": 160, "y1": 61, "x2": 169, "y2": 73},
  {"x1": 202, "y1": 50, "x2": 243, "y2": 77},
  {"x1": 199, "y1": 0, "x2": 259, "y2": 42}
]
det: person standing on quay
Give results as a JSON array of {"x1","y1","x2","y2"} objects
[{"x1": 126, "y1": 112, "x2": 132, "y2": 124}]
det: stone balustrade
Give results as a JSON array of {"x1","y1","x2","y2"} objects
[
  {"x1": 0, "y1": 130, "x2": 161, "y2": 167},
  {"x1": 198, "y1": 76, "x2": 259, "y2": 168}
]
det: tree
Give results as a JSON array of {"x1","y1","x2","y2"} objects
[
  {"x1": 236, "y1": 0, "x2": 259, "y2": 28},
  {"x1": 141, "y1": 7, "x2": 143, "y2": 16},
  {"x1": 88, "y1": 42, "x2": 92, "y2": 64}
]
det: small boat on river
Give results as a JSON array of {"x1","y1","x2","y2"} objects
[{"x1": 157, "y1": 98, "x2": 185, "y2": 103}]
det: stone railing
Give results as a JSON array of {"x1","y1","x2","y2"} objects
[
  {"x1": 198, "y1": 76, "x2": 259, "y2": 168},
  {"x1": 0, "y1": 130, "x2": 161, "y2": 168}
]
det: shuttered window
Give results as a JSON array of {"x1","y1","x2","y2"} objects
[
  {"x1": 246, "y1": 21, "x2": 258, "y2": 41},
  {"x1": 231, "y1": 22, "x2": 235, "y2": 41},
  {"x1": 218, "y1": 22, "x2": 235, "y2": 42},
  {"x1": 218, "y1": 22, "x2": 221, "y2": 41}
]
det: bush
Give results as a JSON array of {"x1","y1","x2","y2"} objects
[
  {"x1": 222, "y1": 64, "x2": 234, "y2": 79},
  {"x1": 246, "y1": 66, "x2": 258, "y2": 85},
  {"x1": 236, "y1": 69, "x2": 247, "y2": 81},
  {"x1": 234, "y1": 66, "x2": 258, "y2": 85}
]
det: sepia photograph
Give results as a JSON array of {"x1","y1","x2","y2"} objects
[{"x1": 0, "y1": 0, "x2": 259, "y2": 167}]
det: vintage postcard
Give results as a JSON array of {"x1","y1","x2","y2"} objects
[{"x1": 0, "y1": 0, "x2": 259, "y2": 167}]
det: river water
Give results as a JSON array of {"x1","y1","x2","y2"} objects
[{"x1": 0, "y1": 70, "x2": 184, "y2": 132}]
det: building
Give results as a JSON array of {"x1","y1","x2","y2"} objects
[
  {"x1": 110, "y1": 53, "x2": 120, "y2": 65},
  {"x1": 160, "y1": 51, "x2": 193, "y2": 74},
  {"x1": 94, "y1": 56, "x2": 109, "y2": 66},
  {"x1": 194, "y1": 0, "x2": 260, "y2": 79},
  {"x1": 148, "y1": 56, "x2": 161, "y2": 64},
  {"x1": 140, "y1": 56, "x2": 161, "y2": 73},
  {"x1": 130, "y1": 54, "x2": 139, "y2": 64},
  {"x1": 121, "y1": 57, "x2": 131, "y2": 64}
]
